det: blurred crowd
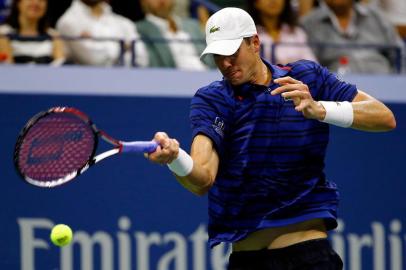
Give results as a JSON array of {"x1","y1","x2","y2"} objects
[{"x1": 0, "y1": 0, "x2": 405, "y2": 74}]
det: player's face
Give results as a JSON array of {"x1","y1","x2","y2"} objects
[
  {"x1": 213, "y1": 36, "x2": 260, "y2": 86},
  {"x1": 254, "y1": 0, "x2": 285, "y2": 17},
  {"x1": 18, "y1": 0, "x2": 47, "y2": 21}
]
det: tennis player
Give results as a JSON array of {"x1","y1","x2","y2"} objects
[{"x1": 147, "y1": 7, "x2": 396, "y2": 270}]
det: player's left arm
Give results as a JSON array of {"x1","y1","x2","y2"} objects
[
  {"x1": 271, "y1": 76, "x2": 396, "y2": 132},
  {"x1": 349, "y1": 90, "x2": 396, "y2": 131}
]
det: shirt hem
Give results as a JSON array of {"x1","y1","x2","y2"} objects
[{"x1": 209, "y1": 211, "x2": 337, "y2": 248}]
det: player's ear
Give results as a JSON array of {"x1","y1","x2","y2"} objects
[{"x1": 251, "y1": 35, "x2": 261, "y2": 53}]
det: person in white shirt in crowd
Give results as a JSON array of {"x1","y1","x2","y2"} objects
[
  {"x1": 136, "y1": 0, "x2": 215, "y2": 70},
  {"x1": 56, "y1": 0, "x2": 148, "y2": 67}
]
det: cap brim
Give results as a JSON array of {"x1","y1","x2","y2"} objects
[{"x1": 200, "y1": 38, "x2": 243, "y2": 59}]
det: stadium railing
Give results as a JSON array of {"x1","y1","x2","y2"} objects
[{"x1": 0, "y1": 33, "x2": 404, "y2": 73}]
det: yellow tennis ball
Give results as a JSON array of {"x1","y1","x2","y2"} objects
[{"x1": 50, "y1": 224, "x2": 73, "y2": 247}]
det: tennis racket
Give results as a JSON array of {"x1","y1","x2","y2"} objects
[{"x1": 14, "y1": 107, "x2": 158, "y2": 188}]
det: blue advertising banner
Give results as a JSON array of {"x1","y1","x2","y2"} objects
[{"x1": 0, "y1": 67, "x2": 405, "y2": 270}]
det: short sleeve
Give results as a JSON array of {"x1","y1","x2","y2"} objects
[
  {"x1": 314, "y1": 62, "x2": 358, "y2": 102},
  {"x1": 0, "y1": 24, "x2": 13, "y2": 35},
  {"x1": 189, "y1": 86, "x2": 233, "y2": 156}
]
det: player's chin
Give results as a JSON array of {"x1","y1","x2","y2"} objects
[{"x1": 226, "y1": 76, "x2": 244, "y2": 86}]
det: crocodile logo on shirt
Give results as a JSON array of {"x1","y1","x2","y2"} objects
[{"x1": 209, "y1": 26, "x2": 220, "y2": 33}]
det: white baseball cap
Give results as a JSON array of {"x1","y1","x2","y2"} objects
[{"x1": 201, "y1": 7, "x2": 257, "y2": 58}]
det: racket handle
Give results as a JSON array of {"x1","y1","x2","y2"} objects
[{"x1": 121, "y1": 141, "x2": 158, "y2": 153}]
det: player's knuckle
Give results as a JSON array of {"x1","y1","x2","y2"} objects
[
  {"x1": 171, "y1": 138, "x2": 178, "y2": 146},
  {"x1": 157, "y1": 131, "x2": 168, "y2": 139}
]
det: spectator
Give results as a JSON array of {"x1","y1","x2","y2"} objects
[
  {"x1": 136, "y1": 0, "x2": 214, "y2": 70},
  {"x1": 301, "y1": 0, "x2": 403, "y2": 73},
  {"x1": 194, "y1": 4, "x2": 211, "y2": 30},
  {"x1": 172, "y1": 0, "x2": 190, "y2": 18},
  {"x1": 0, "y1": 0, "x2": 65, "y2": 65},
  {"x1": 56, "y1": 0, "x2": 148, "y2": 67},
  {"x1": 247, "y1": 0, "x2": 317, "y2": 65},
  {"x1": 364, "y1": 0, "x2": 406, "y2": 73},
  {"x1": 295, "y1": 0, "x2": 318, "y2": 17},
  {"x1": 362, "y1": 0, "x2": 406, "y2": 40}
]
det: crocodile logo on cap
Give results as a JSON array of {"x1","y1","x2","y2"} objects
[{"x1": 209, "y1": 26, "x2": 220, "y2": 33}]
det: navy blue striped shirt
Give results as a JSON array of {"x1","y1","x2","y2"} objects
[{"x1": 189, "y1": 60, "x2": 358, "y2": 248}]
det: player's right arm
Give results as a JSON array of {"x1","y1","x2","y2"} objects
[
  {"x1": 148, "y1": 132, "x2": 219, "y2": 196},
  {"x1": 176, "y1": 134, "x2": 219, "y2": 196}
]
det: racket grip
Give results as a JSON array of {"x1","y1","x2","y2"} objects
[{"x1": 121, "y1": 141, "x2": 158, "y2": 153}]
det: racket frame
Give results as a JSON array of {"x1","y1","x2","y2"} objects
[
  {"x1": 14, "y1": 107, "x2": 106, "y2": 188},
  {"x1": 14, "y1": 107, "x2": 157, "y2": 188}
]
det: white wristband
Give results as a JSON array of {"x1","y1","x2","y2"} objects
[
  {"x1": 167, "y1": 148, "x2": 194, "y2": 177},
  {"x1": 319, "y1": 101, "x2": 354, "y2": 128}
]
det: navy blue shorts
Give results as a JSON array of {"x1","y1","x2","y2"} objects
[{"x1": 227, "y1": 238, "x2": 343, "y2": 270}]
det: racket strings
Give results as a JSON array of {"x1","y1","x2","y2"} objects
[{"x1": 17, "y1": 113, "x2": 95, "y2": 182}]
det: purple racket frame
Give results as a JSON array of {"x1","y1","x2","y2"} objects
[{"x1": 14, "y1": 107, "x2": 158, "y2": 188}]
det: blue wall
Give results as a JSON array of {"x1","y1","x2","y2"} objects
[{"x1": 0, "y1": 67, "x2": 405, "y2": 270}]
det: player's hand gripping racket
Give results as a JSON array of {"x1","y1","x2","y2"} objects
[{"x1": 14, "y1": 107, "x2": 158, "y2": 188}]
